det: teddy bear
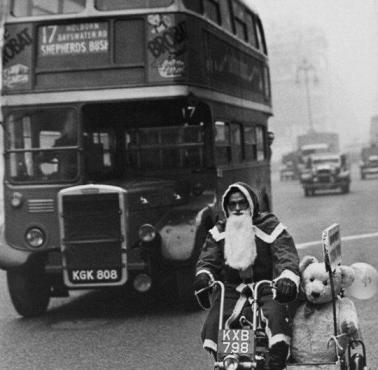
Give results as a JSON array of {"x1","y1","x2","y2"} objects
[{"x1": 291, "y1": 255, "x2": 359, "y2": 364}]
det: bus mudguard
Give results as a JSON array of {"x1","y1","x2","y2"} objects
[
  {"x1": 158, "y1": 205, "x2": 214, "y2": 263},
  {"x1": 0, "y1": 224, "x2": 32, "y2": 270}
]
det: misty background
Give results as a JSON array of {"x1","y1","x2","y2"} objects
[{"x1": 251, "y1": 0, "x2": 378, "y2": 162}]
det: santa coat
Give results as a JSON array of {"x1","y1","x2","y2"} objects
[
  {"x1": 196, "y1": 212, "x2": 300, "y2": 285},
  {"x1": 195, "y1": 182, "x2": 300, "y2": 353}
]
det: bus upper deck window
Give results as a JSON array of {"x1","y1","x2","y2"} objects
[
  {"x1": 95, "y1": 0, "x2": 174, "y2": 11},
  {"x1": 182, "y1": 0, "x2": 201, "y2": 13},
  {"x1": 12, "y1": 0, "x2": 86, "y2": 17},
  {"x1": 203, "y1": 0, "x2": 221, "y2": 25},
  {"x1": 247, "y1": 13, "x2": 258, "y2": 48},
  {"x1": 255, "y1": 17, "x2": 267, "y2": 54}
]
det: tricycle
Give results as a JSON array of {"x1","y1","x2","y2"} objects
[{"x1": 206, "y1": 278, "x2": 368, "y2": 370}]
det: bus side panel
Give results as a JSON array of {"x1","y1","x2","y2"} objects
[
  {"x1": 207, "y1": 100, "x2": 272, "y2": 211},
  {"x1": 183, "y1": 15, "x2": 267, "y2": 105}
]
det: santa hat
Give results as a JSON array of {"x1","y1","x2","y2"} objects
[{"x1": 221, "y1": 182, "x2": 259, "y2": 218}]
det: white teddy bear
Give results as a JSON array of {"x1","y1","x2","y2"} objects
[{"x1": 291, "y1": 255, "x2": 359, "y2": 364}]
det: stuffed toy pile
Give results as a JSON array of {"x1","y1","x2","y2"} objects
[{"x1": 291, "y1": 255, "x2": 359, "y2": 363}]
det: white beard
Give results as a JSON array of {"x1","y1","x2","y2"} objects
[{"x1": 224, "y1": 214, "x2": 257, "y2": 271}]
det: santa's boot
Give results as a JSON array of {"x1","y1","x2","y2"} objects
[{"x1": 266, "y1": 341, "x2": 289, "y2": 370}]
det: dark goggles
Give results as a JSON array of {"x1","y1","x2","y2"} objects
[{"x1": 227, "y1": 199, "x2": 249, "y2": 211}]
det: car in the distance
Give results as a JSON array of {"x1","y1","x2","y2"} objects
[
  {"x1": 360, "y1": 154, "x2": 378, "y2": 180},
  {"x1": 300, "y1": 153, "x2": 351, "y2": 196}
]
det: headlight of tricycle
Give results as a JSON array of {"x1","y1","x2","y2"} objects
[{"x1": 224, "y1": 354, "x2": 240, "y2": 370}]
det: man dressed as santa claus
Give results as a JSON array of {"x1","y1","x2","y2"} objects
[{"x1": 194, "y1": 182, "x2": 300, "y2": 370}]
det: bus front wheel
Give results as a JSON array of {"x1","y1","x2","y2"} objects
[{"x1": 7, "y1": 261, "x2": 50, "y2": 317}]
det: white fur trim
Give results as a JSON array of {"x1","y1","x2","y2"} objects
[
  {"x1": 196, "y1": 269, "x2": 215, "y2": 281},
  {"x1": 221, "y1": 183, "x2": 254, "y2": 216},
  {"x1": 209, "y1": 226, "x2": 225, "y2": 241},
  {"x1": 225, "y1": 294, "x2": 248, "y2": 329},
  {"x1": 270, "y1": 334, "x2": 291, "y2": 347},
  {"x1": 275, "y1": 269, "x2": 300, "y2": 290},
  {"x1": 236, "y1": 282, "x2": 253, "y2": 293},
  {"x1": 203, "y1": 339, "x2": 217, "y2": 352},
  {"x1": 253, "y1": 223, "x2": 286, "y2": 243}
]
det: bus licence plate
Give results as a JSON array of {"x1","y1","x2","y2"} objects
[
  {"x1": 218, "y1": 329, "x2": 254, "y2": 355},
  {"x1": 68, "y1": 268, "x2": 122, "y2": 284}
]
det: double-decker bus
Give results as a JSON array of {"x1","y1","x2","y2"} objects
[{"x1": 0, "y1": 0, "x2": 273, "y2": 317}]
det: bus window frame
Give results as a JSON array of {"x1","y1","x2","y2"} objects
[
  {"x1": 255, "y1": 125, "x2": 267, "y2": 162},
  {"x1": 246, "y1": 11, "x2": 258, "y2": 49},
  {"x1": 94, "y1": 0, "x2": 175, "y2": 11},
  {"x1": 4, "y1": 107, "x2": 81, "y2": 184},
  {"x1": 255, "y1": 16, "x2": 267, "y2": 54},
  {"x1": 263, "y1": 66, "x2": 271, "y2": 100},
  {"x1": 243, "y1": 124, "x2": 257, "y2": 162},
  {"x1": 11, "y1": 0, "x2": 87, "y2": 17},
  {"x1": 214, "y1": 121, "x2": 231, "y2": 166},
  {"x1": 229, "y1": 0, "x2": 248, "y2": 42},
  {"x1": 125, "y1": 124, "x2": 206, "y2": 170},
  {"x1": 202, "y1": 0, "x2": 221, "y2": 25},
  {"x1": 230, "y1": 122, "x2": 243, "y2": 164}
]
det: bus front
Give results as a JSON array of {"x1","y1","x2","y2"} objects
[{"x1": 0, "y1": 0, "x2": 220, "y2": 317}]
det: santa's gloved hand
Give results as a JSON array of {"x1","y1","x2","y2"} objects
[
  {"x1": 275, "y1": 278, "x2": 297, "y2": 303},
  {"x1": 194, "y1": 273, "x2": 211, "y2": 293}
]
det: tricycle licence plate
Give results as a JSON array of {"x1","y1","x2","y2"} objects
[{"x1": 218, "y1": 329, "x2": 254, "y2": 355}]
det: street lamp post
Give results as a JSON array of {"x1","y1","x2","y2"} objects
[{"x1": 296, "y1": 59, "x2": 318, "y2": 132}]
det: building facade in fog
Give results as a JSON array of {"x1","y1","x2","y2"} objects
[{"x1": 264, "y1": 20, "x2": 332, "y2": 160}]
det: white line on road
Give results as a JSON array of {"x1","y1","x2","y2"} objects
[{"x1": 296, "y1": 231, "x2": 378, "y2": 249}]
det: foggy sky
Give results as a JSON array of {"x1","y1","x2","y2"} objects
[{"x1": 252, "y1": 0, "x2": 377, "y2": 148}]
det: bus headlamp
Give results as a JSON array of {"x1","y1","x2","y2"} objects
[
  {"x1": 25, "y1": 227, "x2": 45, "y2": 248},
  {"x1": 10, "y1": 192, "x2": 23, "y2": 208},
  {"x1": 138, "y1": 224, "x2": 156, "y2": 242},
  {"x1": 133, "y1": 273, "x2": 152, "y2": 292}
]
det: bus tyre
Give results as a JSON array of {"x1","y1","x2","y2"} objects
[
  {"x1": 7, "y1": 262, "x2": 50, "y2": 317},
  {"x1": 175, "y1": 266, "x2": 201, "y2": 311}
]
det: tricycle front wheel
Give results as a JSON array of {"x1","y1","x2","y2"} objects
[{"x1": 349, "y1": 353, "x2": 365, "y2": 370}]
